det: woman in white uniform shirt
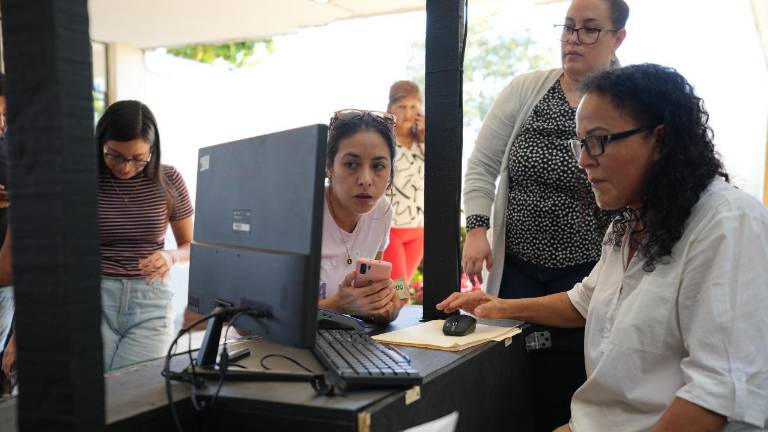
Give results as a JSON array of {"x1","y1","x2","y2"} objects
[
  {"x1": 438, "y1": 64, "x2": 768, "y2": 432},
  {"x1": 318, "y1": 109, "x2": 407, "y2": 324}
]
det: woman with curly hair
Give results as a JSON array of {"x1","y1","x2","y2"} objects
[{"x1": 438, "y1": 63, "x2": 768, "y2": 432}]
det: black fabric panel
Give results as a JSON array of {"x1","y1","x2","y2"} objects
[
  {"x1": 369, "y1": 337, "x2": 536, "y2": 432},
  {"x1": 1, "y1": 0, "x2": 104, "y2": 430},
  {"x1": 422, "y1": 0, "x2": 467, "y2": 320}
]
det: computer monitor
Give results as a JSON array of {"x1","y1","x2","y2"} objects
[{"x1": 187, "y1": 124, "x2": 327, "y2": 359}]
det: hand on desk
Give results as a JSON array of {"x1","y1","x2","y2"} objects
[
  {"x1": 336, "y1": 271, "x2": 403, "y2": 323},
  {"x1": 436, "y1": 291, "x2": 509, "y2": 319},
  {"x1": 372, "y1": 295, "x2": 409, "y2": 324}
]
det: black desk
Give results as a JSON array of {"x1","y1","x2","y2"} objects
[{"x1": 1, "y1": 305, "x2": 536, "y2": 432}]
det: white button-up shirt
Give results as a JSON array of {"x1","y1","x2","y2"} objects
[{"x1": 567, "y1": 177, "x2": 768, "y2": 432}]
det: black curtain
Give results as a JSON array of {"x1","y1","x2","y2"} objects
[{"x1": 423, "y1": 0, "x2": 467, "y2": 320}]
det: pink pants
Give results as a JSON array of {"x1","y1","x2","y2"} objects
[{"x1": 383, "y1": 227, "x2": 424, "y2": 283}]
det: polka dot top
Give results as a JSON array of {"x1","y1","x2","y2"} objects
[{"x1": 469, "y1": 80, "x2": 602, "y2": 268}]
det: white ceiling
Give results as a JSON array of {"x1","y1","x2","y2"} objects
[
  {"x1": 88, "y1": 0, "x2": 434, "y2": 48},
  {"x1": 88, "y1": 0, "x2": 556, "y2": 48}
]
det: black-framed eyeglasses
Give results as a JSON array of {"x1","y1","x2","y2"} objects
[
  {"x1": 329, "y1": 109, "x2": 397, "y2": 132},
  {"x1": 554, "y1": 24, "x2": 618, "y2": 45},
  {"x1": 569, "y1": 128, "x2": 649, "y2": 160},
  {"x1": 103, "y1": 147, "x2": 152, "y2": 168}
]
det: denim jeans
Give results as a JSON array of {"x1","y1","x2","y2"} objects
[
  {"x1": 0, "y1": 286, "x2": 13, "y2": 351},
  {"x1": 499, "y1": 255, "x2": 597, "y2": 299},
  {"x1": 101, "y1": 277, "x2": 174, "y2": 371}
]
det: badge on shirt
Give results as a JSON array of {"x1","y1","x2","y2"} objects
[{"x1": 393, "y1": 278, "x2": 410, "y2": 300}]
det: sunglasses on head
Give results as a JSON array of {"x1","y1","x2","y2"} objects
[{"x1": 329, "y1": 109, "x2": 397, "y2": 132}]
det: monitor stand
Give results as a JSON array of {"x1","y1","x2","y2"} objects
[
  {"x1": 188, "y1": 308, "x2": 322, "y2": 382},
  {"x1": 196, "y1": 306, "x2": 231, "y2": 368},
  {"x1": 193, "y1": 304, "x2": 313, "y2": 382},
  {"x1": 196, "y1": 304, "x2": 272, "y2": 368}
]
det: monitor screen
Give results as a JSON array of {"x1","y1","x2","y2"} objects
[{"x1": 188, "y1": 124, "x2": 327, "y2": 349}]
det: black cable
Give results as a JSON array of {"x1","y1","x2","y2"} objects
[
  {"x1": 260, "y1": 354, "x2": 315, "y2": 374},
  {"x1": 162, "y1": 307, "x2": 247, "y2": 432},
  {"x1": 208, "y1": 310, "x2": 248, "y2": 408},
  {"x1": 260, "y1": 353, "x2": 340, "y2": 396}
]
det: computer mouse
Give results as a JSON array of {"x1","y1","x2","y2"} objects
[{"x1": 442, "y1": 314, "x2": 476, "y2": 336}]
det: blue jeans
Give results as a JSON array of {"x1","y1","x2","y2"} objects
[
  {"x1": 0, "y1": 287, "x2": 13, "y2": 351},
  {"x1": 101, "y1": 277, "x2": 174, "y2": 371},
  {"x1": 499, "y1": 255, "x2": 597, "y2": 299}
]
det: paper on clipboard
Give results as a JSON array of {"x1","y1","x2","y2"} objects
[{"x1": 372, "y1": 319, "x2": 522, "y2": 351}]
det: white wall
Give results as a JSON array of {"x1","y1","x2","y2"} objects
[{"x1": 107, "y1": 43, "x2": 147, "y2": 103}]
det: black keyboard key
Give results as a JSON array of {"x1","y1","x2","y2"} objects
[{"x1": 313, "y1": 329, "x2": 422, "y2": 390}]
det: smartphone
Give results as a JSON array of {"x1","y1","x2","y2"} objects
[
  {"x1": 353, "y1": 257, "x2": 392, "y2": 288},
  {"x1": 411, "y1": 112, "x2": 423, "y2": 139}
]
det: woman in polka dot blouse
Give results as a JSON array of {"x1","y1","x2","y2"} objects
[{"x1": 461, "y1": 0, "x2": 630, "y2": 429}]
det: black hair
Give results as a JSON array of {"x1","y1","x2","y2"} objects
[
  {"x1": 581, "y1": 63, "x2": 728, "y2": 272},
  {"x1": 604, "y1": 0, "x2": 630, "y2": 29},
  {"x1": 96, "y1": 100, "x2": 175, "y2": 211},
  {"x1": 326, "y1": 113, "x2": 397, "y2": 185},
  {"x1": 0, "y1": 72, "x2": 5, "y2": 97}
]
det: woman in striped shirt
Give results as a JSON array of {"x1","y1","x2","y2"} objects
[
  {"x1": 97, "y1": 100, "x2": 193, "y2": 371},
  {"x1": 1, "y1": 100, "x2": 193, "y2": 375}
]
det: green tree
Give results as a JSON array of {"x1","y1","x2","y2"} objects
[
  {"x1": 166, "y1": 39, "x2": 275, "y2": 68},
  {"x1": 407, "y1": 13, "x2": 554, "y2": 131}
]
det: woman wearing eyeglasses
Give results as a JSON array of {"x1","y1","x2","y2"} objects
[
  {"x1": 441, "y1": 63, "x2": 768, "y2": 432},
  {"x1": 382, "y1": 81, "x2": 425, "y2": 291},
  {"x1": 2, "y1": 100, "x2": 193, "y2": 373},
  {"x1": 461, "y1": 0, "x2": 629, "y2": 428},
  {"x1": 97, "y1": 100, "x2": 193, "y2": 371},
  {"x1": 318, "y1": 109, "x2": 407, "y2": 324}
]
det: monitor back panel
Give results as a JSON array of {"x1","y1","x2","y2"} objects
[{"x1": 189, "y1": 124, "x2": 327, "y2": 348}]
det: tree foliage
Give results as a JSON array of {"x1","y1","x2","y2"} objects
[
  {"x1": 166, "y1": 39, "x2": 275, "y2": 68},
  {"x1": 407, "y1": 14, "x2": 554, "y2": 131}
]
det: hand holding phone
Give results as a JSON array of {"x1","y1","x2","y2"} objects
[
  {"x1": 0, "y1": 184, "x2": 10, "y2": 209},
  {"x1": 353, "y1": 257, "x2": 392, "y2": 288},
  {"x1": 411, "y1": 111, "x2": 425, "y2": 143}
]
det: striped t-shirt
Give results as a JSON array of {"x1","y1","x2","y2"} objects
[{"x1": 99, "y1": 165, "x2": 194, "y2": 277}]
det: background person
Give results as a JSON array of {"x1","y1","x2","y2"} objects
[
  {"x1": 0, "y1": 73, "x2": 12, "y2": 358},
  {"x1": 382, "y1": 81, "x2": 425, "y2": 288},
  {"x1": 96, "y1": 100, "x2": 193, "y2": 371},
  {"x1": 3, "y1": 100, "x2": 195, "y2": 375}
]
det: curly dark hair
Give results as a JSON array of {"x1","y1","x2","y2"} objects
[{"x1": 580, "y1": 63, "x2": 729, "y2": 271}]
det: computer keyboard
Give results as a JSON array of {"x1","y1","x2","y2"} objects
[{"x1": 313, "y1": 328, "x2": 422, "y2": 389}]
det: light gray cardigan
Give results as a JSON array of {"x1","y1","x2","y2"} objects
[{"x1": 463, "y1": 68, "x2": 563, "y2": 296}]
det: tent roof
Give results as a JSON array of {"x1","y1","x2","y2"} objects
[{"x1": 90, "y1": 0, "x2": 437, "y2": 48}]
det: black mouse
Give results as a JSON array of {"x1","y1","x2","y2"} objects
[{"x1": 443, "y1": 314, "x2": 477, "y2": 336}]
